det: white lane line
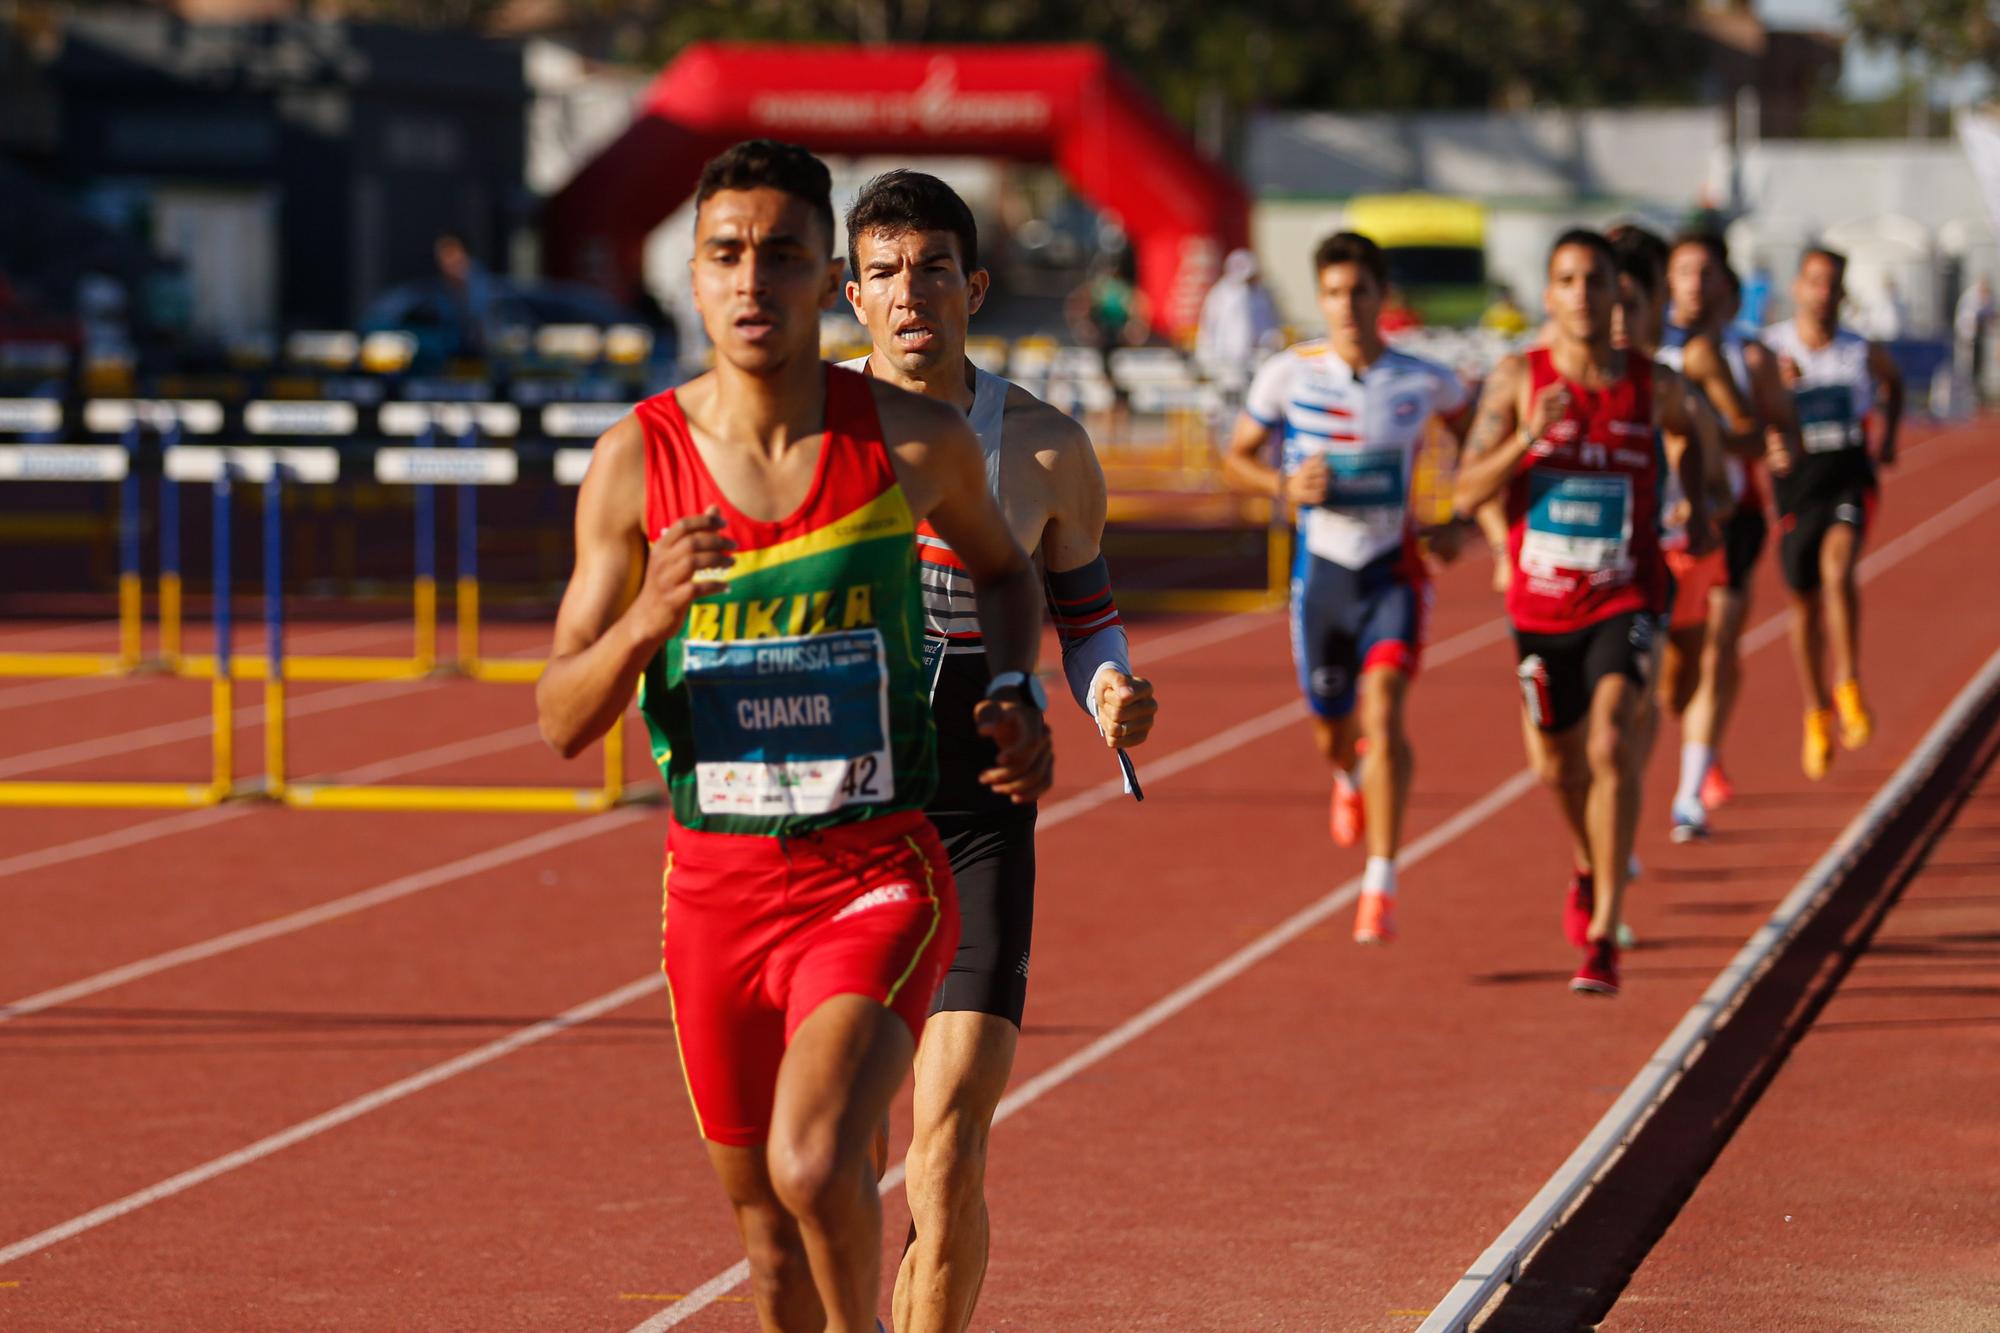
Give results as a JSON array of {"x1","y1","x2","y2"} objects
[
  {"x1": 0, "y1": 973, "x2": 668, "y2": 1270},
  {"x1": 1417, "y1": 644, "x2": 2000, "y2": 1333},
  {"x1": 1739, "y1": 474, "x2": 2000, "y2": 656},
  {"x1": 0, "y1": 809, "x2": 648, "y2": 1025},
  {"x1": 0, "y1": 609, "x2": 1501, "y2": 1271},
  {"x1": 7, "y1": 464, "x2": 1984, "y2": 1288},
  {"x1": 0, "y1": 719, "x2": 598, "y2": 886},
  {"x1": 5, "y1": 463, "x2": 1989, "y2": 1283},
  {"x1": 0, "y1": 604, "x2": 1280, "y2": 880},
  {"x1": 628, "y1": 461, "x2": 2000, "y2": 1331},
  {"x1": 0, "y1": 677, "x2": 132, "y2": 712},
  {"x1": 0, "y1": 678, "x2": 439, "y2": 780},
  {"x1": 631, "y1": 776, "x2": 1545, "y2": 1331}
]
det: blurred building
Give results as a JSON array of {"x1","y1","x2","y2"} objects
[{"x1": 0, "y1": 7, "x2": 529, "y2": 337}]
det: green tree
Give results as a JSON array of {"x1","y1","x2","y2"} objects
[{"x1": 1846, "y1": 0, "x2": 2000, "y2": 76}]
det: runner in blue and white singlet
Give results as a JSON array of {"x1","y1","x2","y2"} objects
[{"x1": 1223, "y1": 231, "x2": 1474, "y2": 945}]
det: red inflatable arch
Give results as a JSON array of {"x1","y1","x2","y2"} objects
[{"x1": 544, "y1": 43, "x2": 1250, "y2": 337}]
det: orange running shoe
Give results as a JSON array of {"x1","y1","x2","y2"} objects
[
  {"x1": 1353, "y1": 890, "x2": 1396, "y2": 944},
  {"x1": 1803, "y1": 708, "x2": 1835, "y2": 780},
  {"x1": 1699, "y1": 761, "x2": 1735, "y2": 811},
  {"x1": 1330, "y1": 776, "x2": 1365, "y2": 848},
  {"x1": 1834, "y1": 680, "x2": 1873, "y2": 750}
]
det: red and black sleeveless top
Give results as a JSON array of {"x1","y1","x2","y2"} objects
[{"x1": 1505, "y1": 347, "x2": 1664, "y2": 635}]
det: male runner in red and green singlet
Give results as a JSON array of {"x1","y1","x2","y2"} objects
[
  {"x1": 536, "y1": 141, "x2": 1052, "y2": 1333},
  {"x1": 1455, "y1": 228, "x2": 1712, "y2": 996}
]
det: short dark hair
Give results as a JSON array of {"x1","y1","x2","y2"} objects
[
  {"x1": 1721, "y1": 264, "x2": 1743, "y2": 296},
  {"x1": 1548, "y1": 227, "x2": 1616, "y2": 276},
  {"x1": 1671, "y1": 230, "x2": 1730, "y2": 268},
  {"x1": 1313, "y1": 231, "x2": 1387, "y2": 288},
  {"x1": 844, "y1": 170, "x2": 979, "y2": 279},
  {"x1": 694, "y1": 139, "x2": 834, "y2": 253},
  {"x1": 1801, "y1": 245, "x2": 1848, "y2": 278},
  {"x1": 1608, "y1": 223, "x2": 1668, "y2": 293}
]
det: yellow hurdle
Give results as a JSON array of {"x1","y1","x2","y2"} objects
[
  {"x1": 0, "y1": 781, "x2": 220, "y2": 809},
  {"x1": 456, "y1": 575, "x2": 478, "y2": 674},
  {"x1": 172, "y1": 653, "x2": 431, "y2": 682},
  {"x1": 415, "y1": 575, "x2": 438, "y2": 674},
  {"x1": 264, "y1": 678, "x2": 286, "y2": 799},
  {"x1": 160, "y1": 571, "x2": 183, "y2": 666},
  {"x1": 281, "y1": 783, "x2": 621, "y2": 814}
]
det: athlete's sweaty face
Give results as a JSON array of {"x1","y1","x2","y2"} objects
[
  {"x1": 845, "y1": 228, "x2": 989, "y2": 375},
  {"x1": 1544, "y1": 243, "x2": 1614, "y2": 343},
  {"x1": 1667, "y1": 243, "x2": 1717, "y2": 330},
  {"x1": 690, "y1": 187, "x2": 842, "y2": 371},
  {"x1": 1316, "y1": 261, "x2": 1383, "y2": 346},
  {"x1": 1795, "y1": 252, "x2": 1844, "y2": 327}
]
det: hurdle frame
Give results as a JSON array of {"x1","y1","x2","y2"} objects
[
  {"x1": 0, "y1": 451, "x2": 238, "y2": 809},
  {"x1": 166, "y1": 399, "x2": 435, "y2": 683},
  {"x1": 0, "y1": 399, "x2": 149, "y2": 678},
  {"x1": 197, "y1": 437, "x2": 633, "y2": 813}
]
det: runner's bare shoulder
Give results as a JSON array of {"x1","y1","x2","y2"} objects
[
  {"x1": 865, "y1": 375, "x2": 983, "y2": 513},
  {"x1": 577, "y1": 411, "x2": 650, "y2": 536}
]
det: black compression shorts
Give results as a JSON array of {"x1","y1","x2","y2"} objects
[
  {"x1": 1513, "y1": 611, "x2": 1656, "y2": 734},
  {"x1": 1777, "y1": 483, "x2": 1875, "y2": 594},
  {"x1": 927, "y1": 809, "x2": 1036, "y2": 1026},
  {"x1": 1721, "y1": 506, "x2": 1769, "y2": 591}
]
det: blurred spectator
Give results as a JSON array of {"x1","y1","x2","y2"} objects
[
  {"x1": 435, "y1": 233, "x2": 497, "y2": 357},
  {"x1": 76, "y1": 255, "x2": 131, "y2": 362},
  {"x1": 1866, "y1": 277, "x2": 1907, "y2": 341},
  {"x1": 1066, "y1": 258, "x2": 1151, "y2": 355},
  {"x1": 1378, "y1": 284, "x2": 1421, "y2": 335},
  {"x1": 1479, "y1": 284, "x2": 1530, "y2": 337},
  {"x1": 1195, "y1": 248, "x2": 1281, "y2": 392},
  {"x1": 1956, "y1": 276, "x2": 1995, "y2": 401},
  {"x1": 1741, "y1": 261, "x2": 1773, "y2": 327}
]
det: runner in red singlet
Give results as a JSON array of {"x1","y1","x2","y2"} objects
[
  {"x1": 1454, "y1": 229, "x2": 1713, "y2": 996},
  {"x1": 536, "y1": 141, "x2": 1052, "y2": 1333}
]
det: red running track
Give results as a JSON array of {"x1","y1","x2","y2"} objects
[
  {"x1": 1604, "y1": 715, "x2": 2000, "y2": 1332},
  {"x1": 0, "y1": 418, "x2": 1996, "y2": 1330}
]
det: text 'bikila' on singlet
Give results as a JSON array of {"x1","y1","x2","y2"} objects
[{"x1": 632, "y1": 365, "x2": 937, "y2": 837}]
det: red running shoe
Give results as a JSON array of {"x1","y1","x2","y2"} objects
[
  {"x1": 1330, "y1": 776, "x2": 1365, "y2": 848},
  {"x1": 1700, "y1": 762, "x2": 1735, "y2": 812},
  {"x1": 1571, "y1": 939, "x2": 1621, "y2": 996},
  {"x1": 1564, "y1": 870, "x2": 1594, "y2": 950},
  {"x1": 1353, "y1": 890, "x2": 1396, "y2": 944}
]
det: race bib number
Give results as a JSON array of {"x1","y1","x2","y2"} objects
[
  {"x1": 1321, "y1": 448, "x2": 1408, "y2": 512},
  {"x1": 684, "y1": 628, "x2": 894, "y2": 817},
  {"x1": 1795, "y1": 385, "x2": 1864, "y2": 455},
  {"x1": 1522, "y1": 470, "x2": 1633, "y2": 575}
]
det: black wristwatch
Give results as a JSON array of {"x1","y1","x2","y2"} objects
[{"x1": 985, "y1": 671, "x2": 1048, "y2": 712}]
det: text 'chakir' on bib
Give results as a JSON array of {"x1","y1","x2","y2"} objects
[
  {"x1": 633, "y1": 366, "x2": 936, "y2": 837},
  {"x1": 684, "y1": 629, "x2": 894, "y2": 817}
]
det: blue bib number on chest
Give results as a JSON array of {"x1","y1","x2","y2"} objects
[
  {"x1": 1321, "y1": 449, "x2": 1407, "y2": 511},
  {"x1": 1795, "y1": 384, "x2": 1863, "y2": 454},
  {"x1": 683, "y1": 628, "x2": 894, "y2": 817},
  {"x1": 1523, "y1": 470, "x2": 1633, "y2": 573}
]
